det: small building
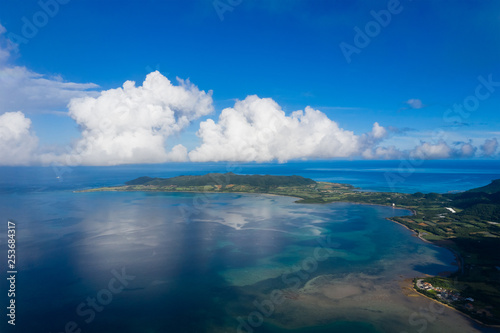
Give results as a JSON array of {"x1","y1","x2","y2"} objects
[{"x1": 476, "y1": 309, "x2": 492, "y2": 317}]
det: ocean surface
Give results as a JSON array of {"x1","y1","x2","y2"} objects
[
  {"x1": 1, "y1": 160, "x2": 499, "y2": 333},
  {"x1": 1, "y1": 160, "x2": 499, "y2": 194}
]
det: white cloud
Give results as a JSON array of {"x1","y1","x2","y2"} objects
[
  {"x1": 0, "y1": 111, "x2": 38, "y2": 165},
  {"x1": 480, "y1": 138, "x2": 498, "y2": 156},
  {"x1": 370, "y1": 122, "x2": 387, "y2": 139},
  {"x1": 409, "y1": 140, "x2": 480, "y2": 160},
  {"x1": 57, "y1": 71, "x2": 213, "y2": 166},
  {"x1": 0, "y1": 66, "x2": 99, "y2": 114},
  {"x1": 362, "y1": 146, "x2": 403, "y2": 160},
  {"x1": 410, "y1": 141, "x2": 452, "y2": 159},
  {"x1": 0, "y1": 23, "x2": 98, "y2": 114},
  {"x1": 458, "y1": 142, "x2": 476, "y2": 158},
  {"x1": 405, "y1": 98, "x2": 424, "y2": 109},
  {"x1": 166, "y1": 144, "x2": 189, "y2": 162},
  {"x1": 0, "y1": 22, "x2": 492, "y2": 165},
  {"x1": 189, "y1": 95, "x2": 385, "y2": 162}
]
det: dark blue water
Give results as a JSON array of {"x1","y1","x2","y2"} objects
[
  {"x1": 0, "y1": 161, "x2": 498, "y2": 333},
  {"x1": 0, "y1": 160, "x2": 499, "y2": 194}
]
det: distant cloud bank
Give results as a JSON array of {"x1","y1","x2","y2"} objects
[
  {"x1": 0, "y1": 71, "x2": 498, "y2": 166},
  {"x1": 0, "y1": 23, "x2": 497, "y2": 166}
]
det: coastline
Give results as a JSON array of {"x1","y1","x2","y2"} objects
[
  {"x1": 386, "y1": 217, "x2": 465, "y2": 273},
  {"x1": 389, "y1": 219, "x2": 500, "y2": 328},
  {"x1": 387, "y1": 217, "x2": 433, "y2": 244},
  {"x1": 77, "y1": 186, "x2": 412, "y2": 210},
  {"x1": 76, "y1": 188, "x2": 306, "y2": 201},
  {"x1": 408, "y1": 281, "x2": 500, "y2": 329},
  {"x1": 77, "y1": 182, "x2": 498, "y2": 328}
]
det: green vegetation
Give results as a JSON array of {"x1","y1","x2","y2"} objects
[
  {"x1": 79, "y1": 175, "x2": 500, "y2": 325},
  {"x1": 424, "y1": 277, "x2": 459, "y2": 290},
  {"x1": 125, "y1": 173, "x2": 316, "y2": 187},
  {"x1": 80, "y1": 173, "x2": 354, "y2": 201},
  {"x1": 389, "y1": 182, "x2": 500, "y2": 325},
  {"x1": 467, "y1": 179, "x2": 500, "y2": 194}
]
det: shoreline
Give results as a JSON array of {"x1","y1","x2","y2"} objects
[
  {"x1": 77, "y1": 185, "x2": 497, "y2": 328},
  {"x1": 409, "y1": 282, "x2": 500, "y2": 329},
  {"x1": 391, "y1": 221, "x2": 499, "y2": 328},
  {"x1": 77, "y1": 187, "x2": 412, "y2": 210},
  {"x1": 76, "y1": 188, "x2": 306, "y2": 201},
  {"x1": 386, "y1": 217, "x2": 465, "y2": 273},
  {"x1": 388, "y1": 217, "x2": 433, "y2": 244}
]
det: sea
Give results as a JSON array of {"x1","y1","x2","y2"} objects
[{"x1": 0, "y1": 160, "x2": 499, "y2": 333}]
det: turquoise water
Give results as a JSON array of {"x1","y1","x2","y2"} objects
[
  {"x1": 0, "y1": 162, "x2": 499, "y2": 332},
  {"x1": 1, "y1": 190, "x2": 458, "y2": 332}
]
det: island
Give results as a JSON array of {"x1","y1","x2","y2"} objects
[{"x1": 79, "y1": 173, "x2": 500, "y2": 326}]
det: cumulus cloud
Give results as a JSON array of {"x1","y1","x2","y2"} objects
[
  {"x1": 0, "y1": 111, "x2": 38, "y2": 165},
  {"x1": 370, "y1": 122, "x2": 387, "y2": 139},
  {"x1": 166, "y1": 144, "x2": 189, "y2": 162},
  {"x1": 410, "y1": 141, "x2": 453, "y2": 159},
  {"x1": 0, "y1": 21, "x2": 492, "y2": 166},
  {"x1": 457, "y1": 142, "x2": 477, "y2": 158},
  {"x1": 410, "y1": 140, "x2": 480, "y2": 160},
  {"x1": 362, "y1": 146, "x2": 403, "y2": 160},
  {"x1": 480, "y1": 138, "x2": 498, "y2": 156},
  {"x1": 0, "y1": 23, "x2": 98, "y2": 114},
  {"x1": 189, "y1": 95, "x2": 386, "y2": 162},
  {"x1": 57, "y1": 71, "x2": 213, "y2": 166}
]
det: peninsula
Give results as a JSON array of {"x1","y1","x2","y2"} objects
[{"x1": 79, "y1": 173, "x2": 500, "y2": 325}]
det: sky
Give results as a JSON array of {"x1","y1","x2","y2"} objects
[{"x1": 0, "y1": 0, "x2": 499, "y2": 165}]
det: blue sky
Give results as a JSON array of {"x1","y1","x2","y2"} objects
[{"x1": 0, "y1": 0, "x2": 499, "y2": 165}]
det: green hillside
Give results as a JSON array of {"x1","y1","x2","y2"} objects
[
  {"x1": 125, "y1": 172, "x2": 316, "y2": 187},
  {"x1": 467, "y1": 179, "x2": 500, "y2": 194}
]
